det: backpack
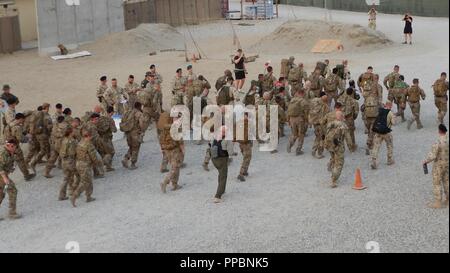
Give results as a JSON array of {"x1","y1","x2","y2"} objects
[
  {"x1": 308, "y1": 98, "x2": 323, "y2": 124},
  {"x1": 119, "y1": 110, "x2": 135, "y2": 132},
  {"x1": 360, "y1": 73, "x2": 374, "y2": 92},
  {"x1": 215, "y1": 76, "x2": 227, "y2": 91},
  {"x1": 433, "y1": 80, "x2": 448, "y2": 97},
  {"x1": 372, "y1": 108, "x2": 392, "y2": 135},
  {"x1": 335, "y1": 64, "x2": 345, "y2": 79},
  {"x1": 364, "y1": 96, "x2": 379, "y2": 118},
  {"x1": 310, "y1": 75, "x2": 320, "y2": 90},
  {"x1": 287, "y1": 67, "x2": 301, "y2": 82},
  {"x1": 137, "y1": 89, "x2": 153, "y2": 107},
  {"x1": 280, "y1": 59, "x2": 290, "y2": 77},
  {"x1": 324, "y1": 75, "x2": 337, "y2": 92},
  {"x1": 287, "y1": 98, "x2": 303, "y2": 117},
  {"x1": 324, "y1": 122, "x2": 340, "y2": 152},
  {"x1": 217, "y1": 86, "x2": 232, "y2": 106},
  {"x1": 159, "y1": 128, "x2": 177, "y2": 151}
]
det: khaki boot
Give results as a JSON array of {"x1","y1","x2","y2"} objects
[
  {"x1": 171, "y1": 184, "x2": 183, "y2": 191},
  {"x1": 86, "y1": 197, "x2": 96, "y2": 203},
  {"x1": 428, "y1": 201, "x2": 442, "y2": 209},
  {"x1": 407, "y1": 120, "x2": 413, "y2": 130},
  {"x1": 24, "y1": 173, "x2": 36, "y2": 181},
  {"x1": 330, "y1": 180, "x2": 338, "y2": 188},
  {"x1": 237, "y1": 175, "x2": 246, "y2": 182},
  {"x1": 202, "y1": 163, "x2": 209, "y2": 172},
  {"x1": 43, "y1": 168, "x2": 54, "y2": 179},
  {"x1": 129, "y1": 163, "x2": 138, "y2": 170},
  {"x1": 122, "y1": 159, "x2": 129, "y2": 169},
  {"x1": 296, "y1": 149, "x2": 304, "y2": 156},
  {"x1": 160, "y1": 180, "x2": 168, "y2": 193},
  {"x1": 8, "y1": 209, "x2": 21, "y2": 220},
  {"x1": 287, "y1": 142, "x2": 293, "y2": 153},
  {"x1": 70, "y1": 195, "x2": 77, "y2": 208}
]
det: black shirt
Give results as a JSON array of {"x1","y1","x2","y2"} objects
[{"x1": 234, "y1": 56, "x2": 245, "y2": 71}]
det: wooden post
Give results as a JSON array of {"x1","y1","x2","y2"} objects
[
  {"x1": 240, "y1": 0, "x2": 243, "y2": 19},
  {"x1": 276, "y1": 0, "x2": 279, "y2": 18}
]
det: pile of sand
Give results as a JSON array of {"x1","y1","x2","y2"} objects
[
  {"x1": 250, "y1": 20, "x2": 393, "y2": 54},
  {"x1": 82, "y1": 24, "x2": 185, "y2": 58}
]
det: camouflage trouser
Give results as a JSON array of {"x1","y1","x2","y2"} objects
[
  {"x1": 345, "y1": 115, "x2": 356, "y2": 149},
  {"x1": 329, "y1": 146, "x2": 345, "y2": 183},
  {"x1": 204, "y1": 147, "x2": 211, "y2": 165},
  {"x1": 239, "y1": 142, "x2": 252, "y2": 176},
  {"x1": 161, "y1": 150, "x2": 169, "y2": 171},
  {"x1": 326, "y1": 91, "x2": 338, "y2": 108},
  {"x1": 390, "y1": 92, "x2": 406, "y2": 120},
  {"x1": 371, "y1": 133, "x2": 394, "y2": 166},
  {"x1": 408, "y1": 102, "x2": 423, "y2": 128},
  {"x1": 125, "y1": 132, "x2": 141, "y2": 164},
  {"x1": 74, "y1": 161, "x2": 93, "y2": 200},
  {"x1": 311, "y1": 89, "x2": 321, "y2": 98},
  {"x1": 26, "y1": 137, "x2": 40, "y2": 164},
  {"x1": 14, "y1": 146, "x2": 31, "y2": 177},
  {"x1": 101, "y1": 136, "x2": 115, "y2": 170},
  {"x1": 0, "y1": 177, "x2": 18, "y2": 215},
  {"x1": 365, "y1": 117, "x2": 377, "y2": 150},
  {"x1": 60, "y1": 158, "x2": 79, "y2": 199},
  {"x1": 312, "y1": 124, "x2": 325, "y2": 156},
  {"x1": 162, "y1": 147, "x2": 182, "y2": 187},
  {"x1": 432, "y1": 163, "x2": 449, "y2": 202},
  {"x1": 435, "y1": 96, "x2": 448, "y2": 124},
  {"x1": 288, "y1": 116, "x2": 306, "y2": 151},
  {"x1": 288, "y1": 81, "x2": 302, "y2": 92},
  {"x1": 45, "y1": 140, "x2": 61, "y2": 174},
  {"x1": 32, "y1": 134, "x2": 51, "y2": 166}
]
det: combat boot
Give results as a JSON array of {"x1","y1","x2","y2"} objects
[
  {"x1": 0, "y1": 216, "x2": 3, "y2": 221},
  {"x1": 24, "y1": 173, "x2": 36, "y2": 181},
  {"x1": 70, "y1": 195, "x2": 77, "y2": 208},
  {"x1": 327, "y1": 162, "x2": 332, "y2": 172},
  {"x1": 58, "y1": 196, "x2": 69, "y2": 201},
  {"x1": 407, "y1": 120, "x2": 413, "y2": 130},
  {"x1": 106, "y1": 166, "x2": 115, "y2": 172},
  {"x1": 417, "y1": 123, "x2": 423, "y2": 130},
  {"x1": 160, "y1": 182, "x2": 167, "y2": 194},
  {"x1": 237, "y1": 175, "x2": 246, "y2": 182},
  {"x1": 443, "y1": 199, "x2": 449, "y2": 207},
  {"x1": 311, "y1": 150, "x2": 316, "y2": 157},
  {"x1": 129, "y1": 163, "x2": 138, "y2": 170},
  {"x1": 365, "y1": 149, "x2": 370, "y2": 156},
  {"x1": 243, "y1": 171, "x2": 249, "y2": 177},
  {"x1": 180, "y1": 163, "x2": 187, "y2": 169},
  {"x1": 296, "y1": 149, "x2": 304, "y2": 156},
  {"x1": 86, "y1": 197, "x2": 96, "y2": 203},
  {"x1": 370, "y1": 161, "x2": 377, "y2": 170},
  {"x1": 330, "y1": 180, "x2": 338, "y2": 188},
  {"x1": 160, "y1": 167, "x2": 169, "y2": 173},
  {"x1": 387, "y1": 160, "x2": 395, "y2": 166},
  {"x1": 8, "y1": 209, "x2": 21, "y2": 220},
  {"x1": 428, "y1": 201, "x2": 442, "y2": 209},
  {"x1": 172, "y1": 185, "x2": 183, "y2": 191},
  {"x1": 270, "y1": 150, "x2": 278, "y2": 154},
  {"x1": 213, "y1": 198, "x2": 222, "y2": 204},
  {"x1": 122, "y1": 159, "x2": 129, "y2": 169},
  {"x1": 316, "y1": 153, "x2": 325, "y2": 159},
  {"x1": 94, "y1": 173, "x2": 104, "y2": 179},
  {"x1": 202, "y1": 163, "x2": 209, "y2": 172},
  {"x1": 287, "y1": 142, "x2": 293, "y2": 153},
  {"x1": 43, "y1": 168, "x2": 54, "y2": 179}
]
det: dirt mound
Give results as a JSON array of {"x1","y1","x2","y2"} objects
[
  {"x1": 250, "y1": 20, "x2": 393, "y2": 54},
  {"x1": 82, "y1": 24, "x2": 184, "y2": 58}
]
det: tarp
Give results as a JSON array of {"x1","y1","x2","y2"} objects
[{"x1": 51, "y1": 51, "x2": 92, "y2": 60}]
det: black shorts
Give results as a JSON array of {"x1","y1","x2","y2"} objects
[
  {"x1": 404, "y1": 26, "x2": 413, "y2": 34},
  {"x1": 235, "y1": 70, "x2": 246, "y2": 80}
]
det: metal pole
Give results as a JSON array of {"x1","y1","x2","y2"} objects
[{"x1": 240, "y1": 0, "x2": 243, "y2": 20}]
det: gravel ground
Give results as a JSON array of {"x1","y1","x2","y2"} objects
[{"x1": 0, "y1": 5, "x2": 448, "y2": 253}]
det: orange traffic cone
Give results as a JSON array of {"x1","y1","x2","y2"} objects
[{"x1": 353, "y1": 168, "x2": 367, "y2": 190}]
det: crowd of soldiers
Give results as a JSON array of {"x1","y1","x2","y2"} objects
[{"x1": 0, "y1": 57, "x2": 449, "y2": 220}]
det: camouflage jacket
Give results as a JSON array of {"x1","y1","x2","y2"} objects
[{"x1": 0, "y1": 147, "x2": 15, "y2": 175}]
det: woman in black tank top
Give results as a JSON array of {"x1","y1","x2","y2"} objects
[{"x1": 233, "y1": 49, "x2": 246, "y2": 91}]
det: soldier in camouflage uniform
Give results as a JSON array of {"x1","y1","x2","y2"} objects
[
  {"x1": 149, "y1": 64, "x2": 164, "y2": 85},
  {"x1": 324, "y1": 111, "x2": 352, "y2": 188},
  {"x1": 124, "y1": 75, "x2": 141, "y2": 113},
  {"x1": 52, "y1": 103, "x2": 64, "y2": 124},
  {"x1": 262, "y1": 66, "x2": 277, "y2": 94},
  {"x1": 215, "y1": 70, "x2": 233, "y2": 92},
  {"x1": 383, "y1": 65, "x2": 404, "y2": 121},
  {"x1": 3, "y1": 98, "x2": 18, "y2": 129},
  {"x1": 71, "y1": 131, "x2": 98, "y2": 207},
  {"x1": 58, "y1": 128, "x2": 79, "y2": 201},
  {"x1": 104, "y1": 78, "x2": 125, "y2": 115},
  {"x1": 81, "y1": 113, "x2": 105, "y2": 178},
  {"x1": 216, "y1": 77, "x2": 235, "y2": 106},
  {"x1": 235, "y1": 113, "x2": 253, "y2": 182},
  {"x1": 308, "y1": 68, "x2": 325, "y2": 98},
  {"x1": 158, "y1": 112, "x2": 184, "y2": 193},
  {"x1": 97, "y1": 107, "x2": 117, "y2": 172},
  {"x1": 371, "y1": 101, "x2": 396, "y2": 169},
  {"x1": 3, "y1": 113, "x2": 36, "y2": 181},
  {"x1": 30, "y1": 103, "x2": 53, "y2": 171},
  {"x1": 287, "y1": 89, "x2": 309, "y2": 156},
  {"x1": 0, "y1": 139, "x2": 22, "y2": 219},
  {"x1": 287, "y1": 63, "x2": 308, "y2": 92},
  {"x1": 44, "y1": 115, "x2": 70, "y2": 178},
  {"x1": 324, "y1": 68, "x2": 345, "y2": 107},
  {"x1": 423, "y1": 124, "x2": 449, "y2": 209},
  {"x1": 309, "y1": 92, "x2": 329, "y2": 159},
  {"x1": 406, "y1": 78, "x2": 426, "y2": 130},
  {"x1": 96, "y1": 76, "x2": 109, "y2": 114},
  {"x1": 392, "y1": 75, "x2": 409, "y2": 122},
  {"x1": 432, "y1": 72, "x2": 449, "y2": 124},
  {"x1": 171, "y1": 68, "x2": 187, "y2": 107},
  {"x1": 337, "y1": 88, "x2": 359, "y2": 151},
  {"x1": 63, "y1": 108, "x2": 74, "y2": 124},
  {"x1": 362, "y1": 75, "x2": 383, "y2": 155},
  {"x1": 122, "y1": 102, "x2": 147, "y2": 170},
  {"x1": 25, "y1": 106, "x2": 43, "y2": 165}
]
